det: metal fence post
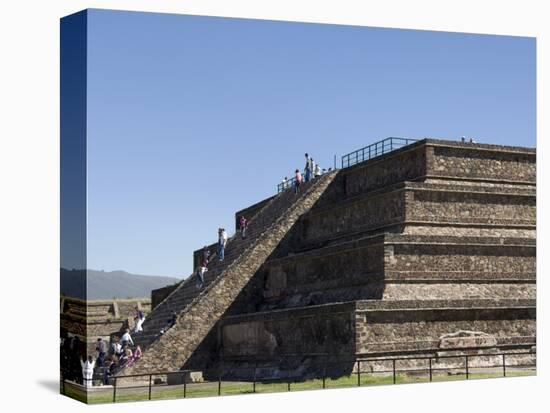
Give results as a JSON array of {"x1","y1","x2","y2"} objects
[
  {"x1": 392, "y1": 359, "x2": 396, "y2": 384},
  {"x1": 503, "y1": 354, "x2": 507, "y2": 377},
  {"x1": 357, "y1": 360, "x2": 361, "y2": 387},
  {"x1": 287, "y1": 380, "x2": 291, "y2": 392},
  {"x1": 112, "y1": 377, "x2": 117, "y2": 403},
  {"x1": 322, "y1": 366, "x2": 327, "y2": 389},
  {"x1": 429, "y1": 358, "x2": 432, "y2": 382},
  {"x1": 218, "y1": 371, "x2": 222, "y2": 396},
  {"x1": 183, "y1": 374, "x2": 187, "y2": 398},
  {"x1": 465, "y1": 356, "x2": 469, "y2": 379},
  {"x1": 148, "y1": 374, "x2": 152, "y2": 400}
]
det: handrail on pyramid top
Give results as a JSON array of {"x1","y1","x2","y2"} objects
[{"x1": 341, "y1": 137, "x2": 418, "y2": 169}]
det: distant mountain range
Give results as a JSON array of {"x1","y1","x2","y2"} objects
[{"x1": 60, "y1": 268, "x2": 180, "y2": 300}]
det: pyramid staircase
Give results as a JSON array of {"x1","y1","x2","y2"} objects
[{"x1": 121, "y1": 171, "x2": 337, "y2": 375}]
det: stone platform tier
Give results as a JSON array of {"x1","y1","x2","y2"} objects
[
  {"x1": 217, "y1": 299, "x2": 534, "y2": 359},
  {"x1": 121, "y1": 171, "x2": 338, "y2": 375},
  {"x1": 227, "y1": 234, "x2": 535, "y2": 313},
  {"x1": 211, "y1": 297, "x2": 535, "y2": 381}
]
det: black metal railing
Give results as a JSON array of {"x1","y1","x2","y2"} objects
[
  {"x1": 61, "y1": 350, "x2": 535, "y2": 403},
  {"x1": 341, "y1": 137, "x2": 418, "y2": 169},
  {"x1": 277, "y1": 177, "x2": 297, "y2": 194}
]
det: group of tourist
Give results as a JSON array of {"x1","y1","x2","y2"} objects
[
  {"x1": 281, "y1": 153, "x2": 325, "y2": 194},
  {"x1": 65, "y1": 307, "x2": 147, "y2": 387},
  {"x1": 79, "y1": 330, "x2": 143, "y2": 387}
]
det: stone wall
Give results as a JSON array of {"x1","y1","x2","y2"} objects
[
  {"x1": 220, "y1": 303, "x2": 355, "y2": 358},
  {"x1": 295, "y1": 189, "x2": 405, "y2": 245},
  {"x1": 343, "y1": 144, "x2": 427, "y2": 197},
  {"x1": 428, "y1": 143, "x2": 535, "y2": 183},
  {"x1": 355, "y1": 305, "x2": 536, "y2": 355},
  {"x1": 151, "y1": 284, "x2": 178, "y2": 310},
  {"x1": 388, "y1": 241, "x2": 535, "y2": 273},
  {"x1": 407, "y1": 188, "x2": 535, "y2": 224}
]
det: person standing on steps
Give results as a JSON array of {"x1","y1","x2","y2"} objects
[
  {"x1": 110, "y1": 336, "x2": 122, "y2": 357},
  {"x1": 304, "y1": 153, "x2": 312, "y2": 182},
  {"x1": 196, "y1": 262, "x2": 208, "y2": 289},
  {"x1": 281, "y1": 176, "x2": 288, "y2": 191},
  {"x1": 121, "y1": 328, "x2": 134, "y2": 348},
  {"x1": 80, "y1": 355, "x2": 95, "y2": 388},
  {"x1": 218, "y1": 227, "x2": 228, "y2": 261},
  {"x1": 294, "y1": 169, "x2": 302, "y2": 194},
  {"x1": 168, "y1": 310, "x2": 178, "y2": 328},
  {"x1": 314, "y1": 162, "x2": 321, "y2": 178},
  {"x1": 134, "y1": 306, "x2": 145, "y2": 333},
  {"x1": 95, "y1": 338, "x2": 107, "y2": 367},
  {"x1": 133, "y1": 345, "x2": 142, "y2": 364},
  {"x1": 239, "y1": 215, "x2": 248, "y2": 239},
  {"x1": 202, "y1": 246, "x2": 211, "y2": 265}
]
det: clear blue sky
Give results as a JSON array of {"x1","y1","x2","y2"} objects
[{"x1": 84, "y1": 9, "x2": 535, "y2": 278}]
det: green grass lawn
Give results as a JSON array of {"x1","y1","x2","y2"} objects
[{"x1": 62, "y1": 368, "x2": 535, "y2": 404}]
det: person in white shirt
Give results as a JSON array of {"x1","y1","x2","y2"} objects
[
  {"x1": 281, "y1": 177, "x2": 288, "y2": 190},
  {"x1": 112, "y1": 340, "x2": 122, "y2": 356},
  {"x1": 134, "y1": 307, "x2": 146, "y2": 333},
  {"x1": 218, "y1": 228, "x2": 228, "y2": 261},
  {"x1": 121, "y1": 329, "x2": 134, "y2": 347},
  {"x1": 310, "y1": 158, "x2": 316, "y2": 179},
  {"x1": 196, "y1": 264, "x2": 208, "y2": 289},
  {"x1": 314, "y1": 163, "x2": 321, "y2": 177},
  {"x1": 81, "y1": 356, "x2": 96, "y2": 388}
]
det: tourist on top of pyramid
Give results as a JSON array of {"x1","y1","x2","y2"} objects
[
  {"x1": 134, "y1": 306, "x2": 146, "y2": 333},
  {"x1": 80, "y1": 355, "x2": 95, "y2": 388},
  {"x1": 304, "y1": 153, "x2": 312, "y2": 182},
  {"x1": 239, "y1": 215, "x2": 248, "y2": 239},
  {"x1": 294, "y1": 169, "x2": 302, "y2": 194},
  {"x1": 314, "y1": 162, "x2": 321, "y2": 177},
  {"x1": 121, "y1": 328, "x2": 134, "y2": 347}
]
